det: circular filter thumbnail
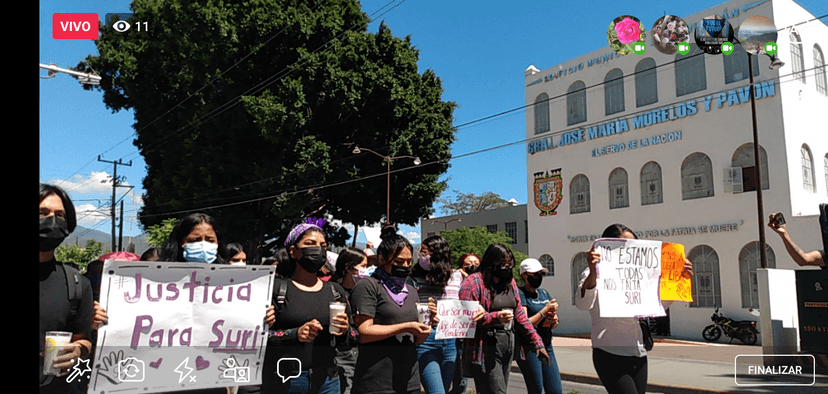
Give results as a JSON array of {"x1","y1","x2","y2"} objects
[
  {"x1": 651, "y1": 15, "x2": 691, "y2": 55},
  {"x1": 738, "y1": 15, "x2": 778, "y2": 55},
  {"x1": 608, "y1": 15, "x2": 647, "y2": 55},
  {"x1": 694, "y1": 15, "x2": 734, "y2": 54}
]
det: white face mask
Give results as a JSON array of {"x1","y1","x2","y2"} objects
[
  {"x1": 230, "y1": 261, "x2": 246, "y2": 266},
  {"x1": 182, "y1": 241, "x2": 218, "y2": 264}
]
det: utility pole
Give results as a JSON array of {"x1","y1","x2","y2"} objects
[
  {"x1": 98, "y1": 156, "x2": 132, "y2": 252},
  {"x1": 118, "y1": 200, "x2": 125, "y2": 252}
]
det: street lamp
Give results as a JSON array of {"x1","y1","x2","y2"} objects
[
  {"x1": 352, "y1": 145, "x2": 421, "y2": 224},
  {"x1": 433, "y1": 218, "x2": 462, "y2": 231}
]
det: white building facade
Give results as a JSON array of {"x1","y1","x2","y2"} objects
[{"x1": 524, "y1": 0, "x2": 827, "y2": 341}]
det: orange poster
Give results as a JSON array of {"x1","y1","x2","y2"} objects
[{"x1": 660, "y1": 243, "x2": 693, "y2": 302}]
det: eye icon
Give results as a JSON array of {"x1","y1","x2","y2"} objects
[{"x1": 112, "y1": 20, "x2": 130, "y2": 32}]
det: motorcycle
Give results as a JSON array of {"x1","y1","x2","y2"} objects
[{"x1": 702, "y1": 307, "x2": 759, "y2": 345}]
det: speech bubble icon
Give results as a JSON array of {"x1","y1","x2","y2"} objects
[{"x1": 276, "y1": 358, "x2": 302, "y2": 383}]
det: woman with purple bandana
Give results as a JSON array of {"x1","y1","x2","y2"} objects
[{"x1": 349, "y1": 226, "x2": 433, "y2": 394}]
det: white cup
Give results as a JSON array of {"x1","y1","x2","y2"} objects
[
  {"x1": 501, "y1": 308, "x2": 514, "y2": 330},
  {"x1": 416, "y1": 303, "x2": 431, "y2": 325},
  {"x1": 43, "y1": 331, "x2": 72, "y2": 375},
  {"x1": 329, "y1": 302, "x2": 347, "y2": 334}
]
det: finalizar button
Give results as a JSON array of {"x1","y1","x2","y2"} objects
[{"x1": 734, "y1": 354, "x2": 816, "y2": 386}]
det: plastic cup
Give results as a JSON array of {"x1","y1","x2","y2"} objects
[
  {"x1": 416, "y1": 303, "x2": 431, "y2": 325},
  {"x1": 329, "y1": 302, "x2": 347, "y2": 334},
  {"x1": 502, "y1": 308, "x2": 514, "y2": 330},
  {"x1": 43, "y1": 331, "x2": 72, "y2": 375}
]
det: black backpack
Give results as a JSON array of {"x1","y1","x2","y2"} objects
[{"x1": 61, "y1": 263, "x2": 84, "y2": 317}]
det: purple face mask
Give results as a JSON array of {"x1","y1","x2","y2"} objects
[{"x1": 418, "y1": 254, "x2": 432, "y2": 271}]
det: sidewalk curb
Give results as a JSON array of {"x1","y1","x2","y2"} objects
[{"x1": 510, "y1": 365, "x2": 731, "y2": 394}]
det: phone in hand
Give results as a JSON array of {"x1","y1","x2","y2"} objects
[{"x1": 771, "y1": 212, "x2": 786, "y2": 227}]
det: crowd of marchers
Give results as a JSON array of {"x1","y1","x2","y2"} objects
[{"x1": 40, "y1": 183, "x2": 825, "y2": 394}]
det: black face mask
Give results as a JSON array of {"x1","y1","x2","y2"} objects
[
  {"x1": 526, "y1": 275, "x2": 543, "y2": 289},
  {"x1": 464, "y1": 264, "x2": 480, "y2": 274},
  {"x1": 390, "y1": 264, "x2": 411, "y2": 278},
  {"x1": 297, "y1": 246, "x2": 327, "y2": 273},
  {"x1": 40, "y1": 216, "x2": 69, "y2": 252},
  {"x1": 495, "y1": 266, "x2": 513, "y2": 280}
]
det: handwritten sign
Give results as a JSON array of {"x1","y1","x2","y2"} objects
[
  {"x1": 660, "y1": 243, "x2": 693, "y2": 302},
  {"x1": 89, "y1": 260, "x2": 276, "y2": 393},
  {"x1": 434, "y1": 300, "x2": 480, "y2": 340},
  {"x1": 592, "y1": 238, "x2": 666, "y2": 318}
]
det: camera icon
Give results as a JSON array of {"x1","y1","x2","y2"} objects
[
  {"x1": 223, "y1": 365, "x2": 250, "y2": 383},
  {"x1": 118, "y1": 357, "x2": 145, "y2": 382}
]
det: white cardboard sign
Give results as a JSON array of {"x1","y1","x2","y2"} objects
[
  {"x1": 434, "y1": 300, "x2": 480, "y2": 340},
  {"x1": 89, "y1": 260, "x2": 276, "y2": 393},
  {"x1": 592, "y1": 238, "x2": 666, "y2": 318}
]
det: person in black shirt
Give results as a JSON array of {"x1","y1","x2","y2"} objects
[
  {"x1": 264, "y1": 218, "x2": 351, "y2": 394},
  {"x1": 350, "y1": 226, "x2": 432, "y2": 394},
  {"x1": 40, "y1": 184, "x2": 94, "y2": 394}
]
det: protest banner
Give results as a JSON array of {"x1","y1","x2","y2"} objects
[
  {"x1": 88, "y1": 260, "x2": 276, "y2": 393},
  {"x1": 592, "y1": 238, "x2": 666, "y2": 318},
  {"x1": 660, "y1": 243, "x2": 693, "y2": 302},
  {"x1": 434, "y1": 300, "x2": 480, "y2": 340}
]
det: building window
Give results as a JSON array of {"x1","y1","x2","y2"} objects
[
  {"x1": 802, "y1": 145, "x2": 816, "y2": 193},
  {"x1": 723, "y1": 44, "x2": 759, "y2": 84},
  {"x1": 486, "y1": 224, "x2": 498, "y2": 234},
  {"x1": 731, "y1": 143, "x2": 770, "y2": 191},
  {"x1": 739, "y1": 242, "x2": 776, "y2": 308},
  {"x1": 604, "y1": 68, "x2": 625, "y2": 116},
  {"x1": 427, "y1": 232, "x2": 435, "y2": 238},
  {"x1": 505, "y1": 222, "x2": 517, "y2": 244},
  {"x1": 534, "y1": 93, "x2": 550, "y2": 134},
  {"x1": 688, "y1": 245, "x2": 722, "y2": 308},
  {"x1": 675, "y1": 45, "x2": 707, "y2": 97},
  {"x1": 791, "y1": 32, "x2": 805, "y2": 83},
  {"x1": 635, "y1": 58, "x2": 658, "y2": 107},
  {"x1": 609, "y1": 168, "x2": 629, "y2": 209},
  {"x1": 571, "y1": 252, "x2": 589, "y2": 305},
  {"x1": 570, "y1": 174, "x2": 591, "y2": 214},
  {"x1": 539, "y1": 254, "x2": 554, "y2": 276},
  {"x1": 567, "y1": 81, "x2": 587, "y2": 126},
  {"x1": 815, "y1": 45, "x2": 827, "y2": 96},
  {"x1": 640, "y1": 161, "x2": 663, "y2": 205},
  {"x1": 681, "y1": 152, "x2": 715, "y2": 200}
]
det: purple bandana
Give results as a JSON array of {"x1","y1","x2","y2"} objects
[
  {"x1": 375, "y1": 268, "x2": 410, "y2": 306},
  {"x1": 284, "y1": 217, "x2": 327, "y2": 246}
]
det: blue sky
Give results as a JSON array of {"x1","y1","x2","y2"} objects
[{"x1": 39, "y1": 0, "x2": 827, "y2": 245}]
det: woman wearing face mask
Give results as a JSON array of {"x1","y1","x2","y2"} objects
[
  {"x1": 39, "y1": 184, "x2": 94, "y2": 394},
  {"x1": 263, "y1": 218, "x2": 351, "y2": 394},
  {"x1": 223, "y1": 243, "x2": 247, "y2": 266},
  {"x1": 329, "y1": 247, "x2": 369, "y2": 394},
  {"x1": 349, "y1": 226, "x2": 432, "y2": 394},
  {"x1": 515, "y1": 259, "x2": 562, "y2": 394},
  {"x1": 159, "y1": 213, "x2": 226, "y2": 265},
  {"x1": 459, "y1": 243, "x2": 547, "y2": 394},
  {"x1": 576, "y1": 224, "x2": 693, "y2": 394},
  {"x1": 457, "y1": 253, "x2": 481, "y2": 279}
]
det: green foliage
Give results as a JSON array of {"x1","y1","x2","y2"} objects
[
  {"x1": 55, "y1": 240, "x2": 104, "y2": 273},
  {"x1": 76, "y1": 0, "x2": 456, "y2": 249},
  {"x1": 436, "y1": 190, "x2": 508, "y2": 215},
  {"x1": 442, "y1": 226, "x2": 528, "y2": 283},
  {"x1": 146, "y1": 218, "x2": 179, "y2": 248}
]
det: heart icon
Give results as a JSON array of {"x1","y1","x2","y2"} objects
[
  {"x1": 195, "y1": 356, "x2": 210, "y2": 370},
  {"x1": 149, "y1": 358, "x2": 162, "y2": 369}
]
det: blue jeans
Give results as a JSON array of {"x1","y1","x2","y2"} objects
[
  {"x1": 516, "y1": 342, "x2": 562, "y2": 394},
  {"x1": 416, "y1": 330, "x2": 457, "y2": 394},
  {"x1": 262, "y1": 369, "x2": 339, "y2": 394}
]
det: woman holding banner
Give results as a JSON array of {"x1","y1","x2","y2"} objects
[
  {"x1": 263, "y1": 218, "x2": 352, "y2": 394},
  {"x1": 576, "y1": 224, "x2": 692, "y2": 394},
  {"x1": 349, "y1": 226, "x2": 432, "y2": 394},
  {"x1": 459, "y1": 243, "x2": 547, "y2": 394},
  {"x1": 410, "y1": 235, "x2": 465, "y2": 394}
]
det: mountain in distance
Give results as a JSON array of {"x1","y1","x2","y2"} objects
[{"x1": 65, "y1": 225, "x2": 151, "y2": 255}]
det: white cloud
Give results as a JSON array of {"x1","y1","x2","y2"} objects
[
  {"x1": 49, "y1": 171, "x2": 129, "y2": 195},
  {"x1": 75, "y1": 203, "x2": 111, "y2": 227},
  {"x1": 405, "y1": 231, "x2": 421, "y2": 241}
]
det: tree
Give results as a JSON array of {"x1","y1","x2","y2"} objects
[
  {"x1": 55, "y1": 240, "x2": 104, "y2": 273},
  {"x1": 441, "y1": 226, "x2": 528, "y2": 284},
  {"x1": 436, "y1": 190, "x2": 509, "y2": 215},
  {"x1": 76, "y1": 0, "x2": 456, "y2": 253},
  {"x1": 146, "y1": 218, "x2": 179, "y2": 248}
]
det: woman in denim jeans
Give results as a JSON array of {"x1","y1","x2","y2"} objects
[{"x1": 410, "y1": 236, "x2": 465, "y2": 394}]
